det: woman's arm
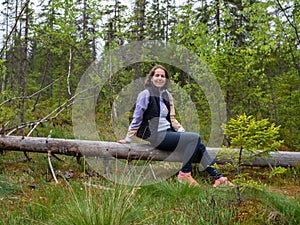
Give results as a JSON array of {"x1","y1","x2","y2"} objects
[
  {"x1": 168, "y1": 93, "x2": 185, "y2": 132},
  {"x1": 118, "y1": 90, "x2": 150, "y2": 143}
]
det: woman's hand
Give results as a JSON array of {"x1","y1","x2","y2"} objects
[
  {"x1": 177, "y1": 126, "x2": 185, "y2": 132},
  {"x1": 117, "y1": 139, "x2": 129, "y2": 144}
]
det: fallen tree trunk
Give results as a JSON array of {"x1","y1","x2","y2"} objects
[{"x1": 0, "y1": 135, "x2": 299, "y2": 167}]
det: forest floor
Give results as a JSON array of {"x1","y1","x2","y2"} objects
[{"x1": 1, "y1": 151, "x2": 300, "y2": 224}]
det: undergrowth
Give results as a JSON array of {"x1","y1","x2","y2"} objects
[{"x1": 0, "y1": 151, "x2": 299, "y2": 225}]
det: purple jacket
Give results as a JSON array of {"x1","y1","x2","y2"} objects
[{"x1": 124, "y1": 89, "x2": 184, "y2": 143}]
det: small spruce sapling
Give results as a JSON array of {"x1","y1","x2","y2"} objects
[{"x1": 221, "y1": 114, "x2": 283, "y2": 203}]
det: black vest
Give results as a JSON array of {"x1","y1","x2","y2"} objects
[{"x1": 136, "y1": 85, "x2": 173, "y2": 141}]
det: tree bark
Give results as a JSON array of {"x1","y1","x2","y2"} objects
[{"x1": 0, "y1": 136, "x2": 299, "y2": 167}]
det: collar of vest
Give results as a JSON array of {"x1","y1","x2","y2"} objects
[{"x1": 147, "y1": 83, "x2": 168, "y2": 98}]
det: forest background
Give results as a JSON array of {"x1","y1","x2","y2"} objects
[{"x1": 0, "y1": 0, "x2": 299, "y2": 151}]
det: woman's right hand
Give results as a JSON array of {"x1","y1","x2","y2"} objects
[{"x1": 117, "y1": 139, "x2": 128, "y2": 144}]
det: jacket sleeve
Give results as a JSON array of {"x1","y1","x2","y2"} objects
[
  {"x1": 168, "y1": 93, "x2": 185, "y2": 132},
  {"x1": 124, "y1": 90, "x2": 150, "y2": 142}
]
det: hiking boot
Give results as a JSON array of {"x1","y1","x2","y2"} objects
[
  {"x1": 213, "y1": 177, "x2": 235, "y2": 187},
  {"x1": 177, "y1": 171, "x2": 200, "y2": 187}
]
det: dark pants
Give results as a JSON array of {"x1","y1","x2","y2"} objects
[{"x1": 150, "y1": 129, "x2": 222, "y2": 180}]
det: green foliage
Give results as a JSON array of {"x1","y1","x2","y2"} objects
[
  {"x1": 222, "y1": 114, "x2": 283, "y2": 153},
  {"x1": 0, "y1": 151, "x2": 299, "y2": 225},
  {"x1": 269, "y1": 166, "x2": 288, "y2": 179},
  {"x1": 169, "y1": 0, "x2": 300, "y2": 150},
  {"x1": 222, "y1": 114, "x2": 284, "y2": 202},
  {"x1": 0, "y1": 59, "x2": 6, "y2": 80},
  {"x1": 0, "y1": 104, "x2": 16, "y2": 125}
]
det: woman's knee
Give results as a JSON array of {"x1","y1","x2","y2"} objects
[
  {"x1": 182, "y1": 132, "x2": 201, "y2": 142},
  {"x1": 198, "y1": 142, "x2": 206, "y2": 153},
  {"x1": 187, "y1": 132, "x2": 206, "y2": 153}
]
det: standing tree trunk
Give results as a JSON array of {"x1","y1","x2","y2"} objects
[
  {"x1": 215, "y1": 0, "x2": 221, "y2": 47},
  {"x1": 19, "y1": 0, "x2": 30, "y2": 135},
  {"x1": 134, "y1": 0, "x2": 146, "y2": 41},
  {"x1": 1, "y1": 1, "x2": 10, "y2": 97}
]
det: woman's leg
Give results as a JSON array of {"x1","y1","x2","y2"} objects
[
  {"x1": 154, "y1": 131, "x2": 223, "y2": 179},
  {"x1": 152, "y1": 131, "x2": 199, "y2": 172},
  {"x1": 152, "y1": 130, "x2": 234, "y2": 186},
  {"x1": 193, "y1": 140, "x2": 223, "y2": 180},
  {"x1": 152, "y1": 130, "x2": 200, "y2": 186},
  {"x1": 151, "y1": 130, "x2": 181, "y2": 151},
  {"x1": 177, "y1": 132, "x2": 222, "y2": 179}
]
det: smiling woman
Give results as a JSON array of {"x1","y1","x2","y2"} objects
[
  {"x1": 117, "y1": 65, "x2": 234, "y2": 187},
  {"x1": 144, "y1": 65, "x2": 171, "y2": 89},
  {"x1": 151, "y1": 69, "x2": 167, "y2": 88}
]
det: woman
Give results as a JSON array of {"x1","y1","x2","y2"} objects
[{"x1": 118, "y1": 65, "x2": 233, "y2": 187}]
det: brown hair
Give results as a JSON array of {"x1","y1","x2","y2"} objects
[{"x1": 144, "y1": 65, "x2": 171, "y2": 88}]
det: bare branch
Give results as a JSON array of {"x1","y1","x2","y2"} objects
[
  {"x1": 275, "y1": 0, "x2": 300, "y2": 45},
  {"x1": 67, "y1": 48, "x2": 73, "y2": 96},
  {"x1": 6, "y1": 83, "x2": 100, "y2": 136},
  {"x1": 0, "y1": 0, "x2": 31, "y2": 57},
  {"x1": 48, "y1": 151, "x2": 59, "y2": 183},
  {"x1": 0, "y1": 76, "x2": 64, "y2": 107}
]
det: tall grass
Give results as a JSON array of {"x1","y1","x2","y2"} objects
[
  {"x1": 53, "y1": 180, "x2": 143, "y2": 225},
  {"x1": 259, "y1": 190, "x2": 300, "y2": 224},
  {"x1": 136, "y1": 179, "x2": 238, "y2": 225}
]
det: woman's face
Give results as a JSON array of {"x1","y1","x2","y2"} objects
[{"x1": 151, "y1": 68, "x2": 166, "y2": 89}]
